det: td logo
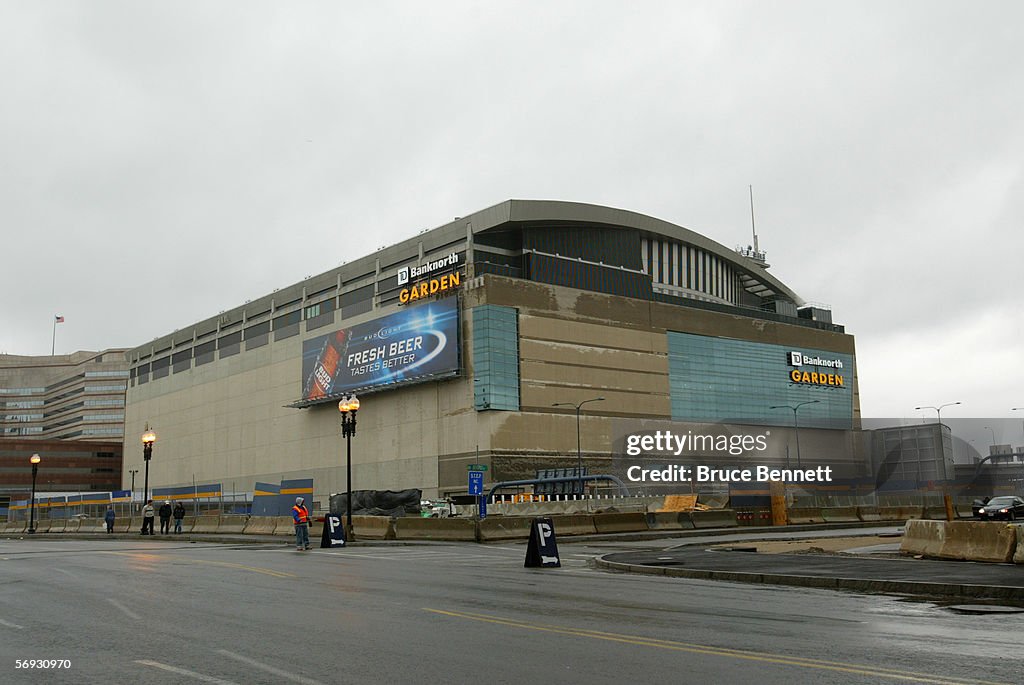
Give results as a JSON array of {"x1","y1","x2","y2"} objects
[
  {"x1": 789, "y1": 351, "x2": 803, "y2": 366},
  {"x1": 397, "y1": 267, "x2": 410, "y2": 285}
]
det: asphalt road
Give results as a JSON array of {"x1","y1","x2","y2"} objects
[{"x1": 0, "y1": 536, "x2": 1019, "y2": 684}]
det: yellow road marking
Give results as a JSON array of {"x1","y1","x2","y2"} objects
[
  {"x1": 423, "y1": 608, "x2": 1007, "y2": 685},
  {"x1": 104, "y1": 552, "x2": 295, "y2": 579}
]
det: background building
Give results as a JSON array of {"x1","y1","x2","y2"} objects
[
  {"x1": 0, "y1": 350, "x2": 129, "y2": 440},
  {"x1": 0, "y1": 350, "x2": 128, "y2": 511},
  {"x1": 123, "y1": 200, "x2": 861, "y2": 507},
  {"x1": 0, "y1": 439, "x2": 123, "y2": 505}
]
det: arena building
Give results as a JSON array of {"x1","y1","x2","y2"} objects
[{"x1": 123, "y1": 200, "x2": 862, "y2": 506}]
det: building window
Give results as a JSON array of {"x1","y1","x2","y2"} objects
[
  {"x1": 472, "y1": 305, "x2": 520, "y2": 411},
  {"x1": 666, "y1": 331, "x2": 853, "y2": 429}
]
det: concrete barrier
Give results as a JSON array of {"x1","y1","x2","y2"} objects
[
  {"x1": 243, "y1": 516, "x2": 278, "y2": 535},
  {"x1": 899, "y1": 506, "x2": 924, "y2": 520},
  {"x1": 394, "y1": 516, "x2": 478, "y2": 541},
  {"x1": 217, "y1": 516, "x2": 248, "y2": 534},
  {"x1": 64, "y1": 519, "x2": 82, "y2": 533},
  {"x1": 593, "y1": 512, "x2": 648, "y2": 534},
  {"x1": 548, "y1": 514, "x2": 598, "y2": 536},
  {"x1": 172, "y1": 517, "x2": 195, "y2": 534},
  {"x1": 923, "y1": 506, "x2": 949, "y2": 521},
  {"x1": 900, "y1": 519, "x2": 946, "y2": 557},
  {"x1": 939, "y1": 521, "x2": 1015, "y2": 563},
  {"x1": 821, "y1": 506, "x2": 860, "y2": 523},
  {"x1": 689, "y1": 509, "x2": 737, "y2": 529},
  {"x1": 857, "y1": 506, "x2": 882, "y2": 521},
  {"x1": 786, "y1": 507, "x2": 825, "y2": 524},
  {"x1": 477, "y1": 516, "x2": 534, "y2": 542},
  {"x1": 126, "y1": 517, "x2": 143, "y2": 534},
  {"x1": 644, "y1": 512, "x2": 688, "y2": 531},
  {"x1": 352, "y1": 515, "x2": 395, "y2": 540},
  {"x1": 308, "y1": 519, "x2": 324, "y2": 541},
  {"x1": 1014, "y1": 527, "x2": 1024, "y2": 565},
  {"x1": 48, "y1": 519, "x2": 67, "y2": 533},
  {"x1": 4, "y1": 520, "x2": 26, "y2": 533},
  {"x1": 190, "y1": 516, "x2": 220, "y2": 534},
  {"x1": 272, "y1": 516, "x2": 296, "y2": 535}
]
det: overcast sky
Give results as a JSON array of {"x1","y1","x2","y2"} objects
[{"x1": 1, "y1": 1, "x2": 1021, "y2": 425}]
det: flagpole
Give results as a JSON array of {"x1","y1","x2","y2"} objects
[{"x1": 52, "y1": 317, "x2": 56, "y2": 355}]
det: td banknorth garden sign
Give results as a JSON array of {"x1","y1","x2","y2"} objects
[
  {"x1": 787, "y1": 350, "x2": 847, "y2": 388},
  {"x1": 397, "y1": 252, "x2": 462, "y2": 305}
]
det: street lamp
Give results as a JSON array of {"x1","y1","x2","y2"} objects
[
  {"x1": 984, "y1": 425, "x2": 997, "y2": 450},
  {"x1": 141, "y1": 428, "x2": 156, "y2": 506},
  {"x1": 338, "y1": 394, "x2": 360, "y2": 532},
  {"x1": 552, "y1": 397, "x2": 605, "y2": 495},
  {"x1": 769, "y1": 400, "x2": 820, "y2": 469},
  {"x1": 914, "y1": 401, "x2": 961, "y2": 427},
  {"x1": 28, "y1": 454, "x2": 41, "y2": 534}
]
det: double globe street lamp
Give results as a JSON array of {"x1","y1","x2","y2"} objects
[
  {"x1": 141, "y1": 427, "x2": 156, "y2": 508},
  {"x1": 28, "y1": 454, "x2": 41, "y2": 534},
  {"x1": 338, "y1": 395, "x2": 360, "y2": 532}
]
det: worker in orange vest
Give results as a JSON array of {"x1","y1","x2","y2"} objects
[{"x1": 292, "y1": 497, "x2": 312, "y2": 551}]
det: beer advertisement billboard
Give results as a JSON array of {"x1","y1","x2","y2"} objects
[{"x1": 301, "y1": 297, "x2": 460, "y2": 402}]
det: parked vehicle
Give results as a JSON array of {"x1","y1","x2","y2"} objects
[
  {"x1": 976, "y1": 496, "x2": 1024, "y2": 521},
  {"x1": 972, "y1": 498, "x2": 990, "y2": 518},
  {"x1": 420, "y1": 499, "x2": 455, "y2": 518}
]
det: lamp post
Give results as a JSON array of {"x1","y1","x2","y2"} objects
[
  {"x1": 28, "y1": 454, "x2": 41, "y2": 534},
  {"x1": 915, "y1": 402, "x2": 961, "y2": 484},
  {"x1": 338, "y1": 394, "x2": 360, "y2": 532},
  {"x1": 552, "y1": 397, "x2": 605, "y2": 495},
  {"x1": 1014, "y1": 409, "x2": 1024, "y2": 456},
  {"x1": 141, "y1": 428, "x2": 156, "y2": 507},
  {"x1": 984, "y1": 425, "x2": 997, "y2": 453},
  {"x1": 914, "y1": 401, "x2": 961, "y2": 428},
  {"x1": 769, "y1": 400, "x2": 820, "y2": 470}
]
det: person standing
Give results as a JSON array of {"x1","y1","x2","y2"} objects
[
  {"x1": 158, "y1": 500, "x2": 172, "y2": 535},
  {"x1": 292, "y1": 497, "x2": 312, "y2": 551},
  {"x1": 104, "y1": 505, "x2": 116, "y2": 534},
  {"x1": 141, "y1": 500, "x2": 155, "y2": 535},
  {"x1": 172, "y1": 501, "x2": 186, "y2": 534}
]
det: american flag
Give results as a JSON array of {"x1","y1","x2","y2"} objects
[{"x1": 54, "y1": 315, "x2": 64, "y2": 324}]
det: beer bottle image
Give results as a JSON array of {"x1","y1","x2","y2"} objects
[{"x1": 303, "y1": 330, "x2": 347, "y2": 400}]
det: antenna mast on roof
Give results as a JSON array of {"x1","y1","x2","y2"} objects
[
  {"x1": 736, "y1": 185, "x2": 768, "y2": 267},
  {"x1": 749, "y1": 184, "x2": 759, "y2": 254}
]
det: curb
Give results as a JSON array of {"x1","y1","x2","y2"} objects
[
  {"x1": 2, "y1": 520, "x2": 908, "y2": 546},
  {"x1": 550, "y1": 519, "x2": 908, "y2": 544},
  {"x1": 592, "y1": 556, "x2": 1024, "y2": 601},
  {"x1": 0, "y1": 533, "x2": 451, "y2": 547}
]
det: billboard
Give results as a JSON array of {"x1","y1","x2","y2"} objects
[{"x1": 301, "y1": 296, "x2": 460, "y2": 402}]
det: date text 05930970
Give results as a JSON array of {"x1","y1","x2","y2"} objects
[{"x1": 16, "y1": 660, "x2": 70, "y2": 669}]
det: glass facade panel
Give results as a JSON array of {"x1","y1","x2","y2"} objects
[
  {"x1": 667, "y1": 331, "x2": 854, "y2": 429},
  {"x1": 472, "y1": 305, "x2": 520, "y2": 411}
]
